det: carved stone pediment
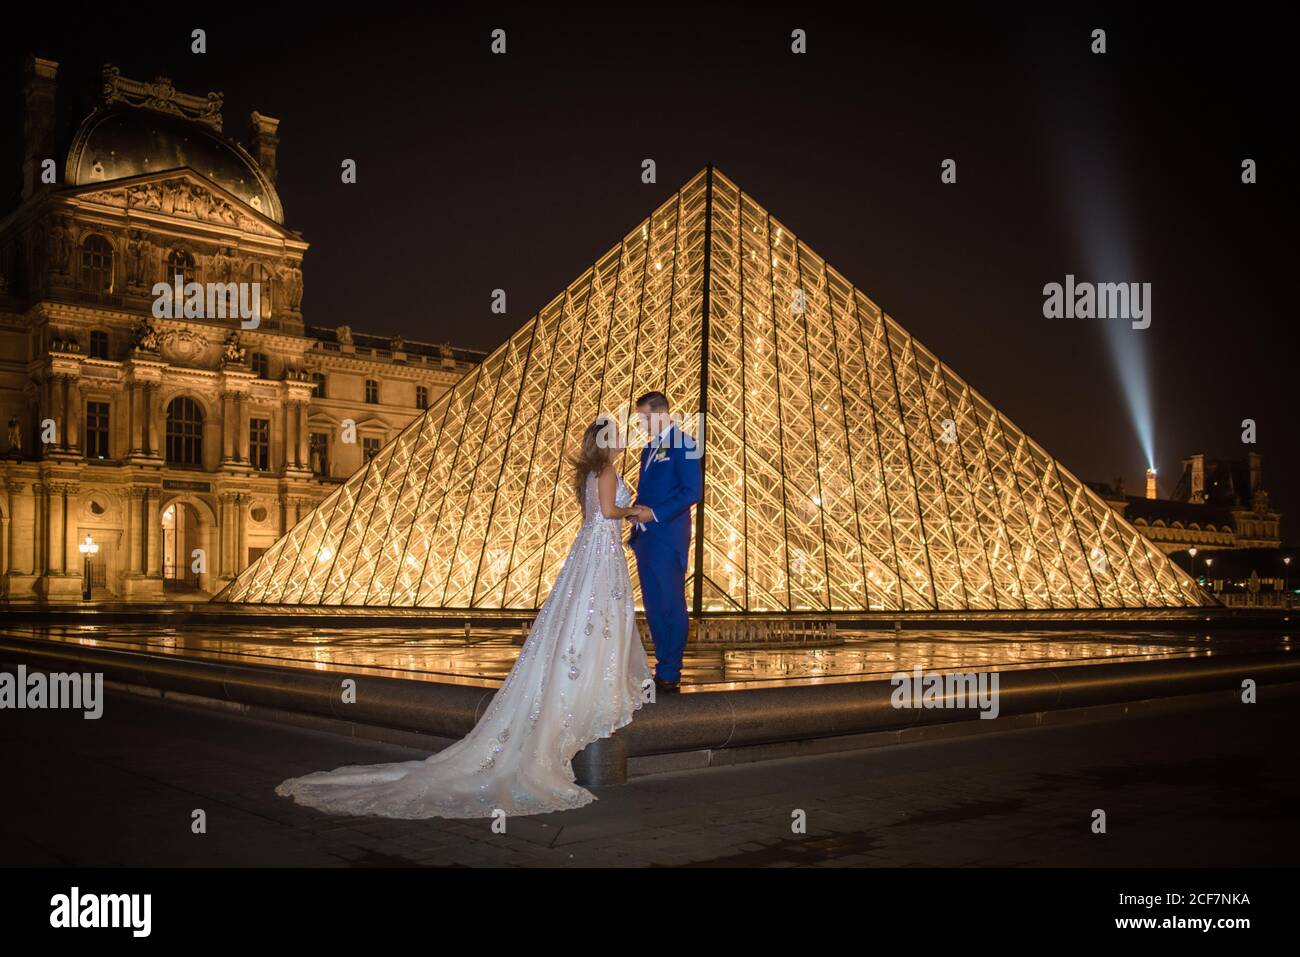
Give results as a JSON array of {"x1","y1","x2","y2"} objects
[{"x1": 75, "y1": 174, "x2": 284, "y2": 238}]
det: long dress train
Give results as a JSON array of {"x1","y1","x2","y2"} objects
[{"x1": 273, "y1": 470, "x2": 652, "y2": 819}]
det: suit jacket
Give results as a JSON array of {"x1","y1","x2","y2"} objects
[{"x1": 629, "y1": 424, "x2": 703, "y2": 561}]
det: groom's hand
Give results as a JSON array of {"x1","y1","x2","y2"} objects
[{"x1": 631, "y1": 505, "x2": 654, "y2": 522}]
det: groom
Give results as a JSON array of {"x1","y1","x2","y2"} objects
[{"x1": 627, "y1": 391, "x2": 703, "y2": 695}]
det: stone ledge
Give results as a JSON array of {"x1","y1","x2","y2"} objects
[{"x1": 2, "y1": 633, "x2": 1295, "y2": 786}]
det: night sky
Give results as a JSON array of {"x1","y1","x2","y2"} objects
[{"x1": 4, "y1": 6, "x2": 1295, "y2": 539}]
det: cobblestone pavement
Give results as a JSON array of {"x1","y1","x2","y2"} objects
[{"x1": 2, "y1": 682, "x2": 1297, "y2": 867}]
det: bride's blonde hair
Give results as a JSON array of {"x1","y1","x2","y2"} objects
[{"x1": 569, "y1": 416, "x2": 619, "y2": 507}]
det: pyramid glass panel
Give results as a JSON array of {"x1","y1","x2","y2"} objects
[{"x1": 214, "y1": 167, "x2": 1206, "y2": 611}]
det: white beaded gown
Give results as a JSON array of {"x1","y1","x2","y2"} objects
[{"x1": 274, "y1": 470, "x2": 652, "y2": 819}]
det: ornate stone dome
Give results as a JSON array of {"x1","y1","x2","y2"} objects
[{"x1": 66, "y1": 102, "x2": 283, "y2": 223}]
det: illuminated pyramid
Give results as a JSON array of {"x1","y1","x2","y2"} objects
[{"x1": 215, "y1": 167, "x2": 1206, "y2": 611}]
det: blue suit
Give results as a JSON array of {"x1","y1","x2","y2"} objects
[{"x1": 628, "y1": 425, "x2": 703, "y2": 683}]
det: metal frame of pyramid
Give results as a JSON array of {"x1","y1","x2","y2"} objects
[{"x1": 214, "y1": 166, "x2": 1207, "y2": 612}]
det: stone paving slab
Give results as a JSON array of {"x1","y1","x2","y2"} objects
[{"x1": 2, "y1": 681, "x2": 1298, "y2": 867}]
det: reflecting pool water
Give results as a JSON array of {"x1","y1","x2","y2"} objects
[{"x1": 1, "y1": 621, "x2": 1290, "y2": 691}]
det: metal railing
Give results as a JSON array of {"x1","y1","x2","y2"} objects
[
  {"x1": 667, "y1": 617, "x2": 840, "y2": 646},
  {"x1": 505, "y1": 617, "x2": 842, "y2": 647},
  {"x1": 1217, "y1": 592, "x2": 1296, "y2": 609}
]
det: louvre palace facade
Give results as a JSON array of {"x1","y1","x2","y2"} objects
[{"x1": 0, "y1": 59, "x2": 482, "y2": 600}]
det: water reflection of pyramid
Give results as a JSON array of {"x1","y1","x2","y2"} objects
[{"x1": 215, "y1": 167, "x2": 1205, "y2": 612}]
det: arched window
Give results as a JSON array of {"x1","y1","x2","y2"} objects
[
  {"x1": 165, "y1": 396, "x2": 204, "y2": 466},
  {"x1": 246, "y1": 262, "x2": 273, "y2": 321},
  {"x1": 165, "y1": 249, "x2": 196, "y2": 284},
  {"x1": 80, "y1": 235, "x2": 114, "y2": 293}
]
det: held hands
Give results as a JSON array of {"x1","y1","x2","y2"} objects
[{"x1": 625, "y1": 505, "x2": 654, "y2": 523}]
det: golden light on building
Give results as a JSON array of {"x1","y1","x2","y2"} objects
[
  {"x1": 0, "y1": 60, "x2": 483, "y2": 602},
  {"x1": 215, "y1": 168, "x2": 1205, "y2": 612}
]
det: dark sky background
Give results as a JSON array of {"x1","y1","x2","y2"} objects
[{"x1": 4, "y1": 5, "x2": 1295, "y2": 540}]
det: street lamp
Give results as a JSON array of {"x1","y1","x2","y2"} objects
[
  {"x1": 78, "y1": 533, "x2": 99, "y2": 601},
  {"x1": 1188, "y1": 546, "x2": 1198, "y2": 581},
  {"x1": 1285, "y1": 556, "x2": 1293, "y2": 594},
  {"x1": 1204, "y1": 558, "x2": 1213, "y2": 591}
]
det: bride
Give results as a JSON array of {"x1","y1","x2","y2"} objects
[{"x1": 274, "y1": 416, "x2": 653, "y2": 819}]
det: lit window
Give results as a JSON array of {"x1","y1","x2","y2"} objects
[
  {"x1": 165, "y1": 249, "x2": 195, "y2": 284},
  {"x1": 165, "y1": 397, "x2": 204, "y2": 466},
  {"x1": 250, "y1": 417, "x2": 271, "y2": 471},
  {"x1": 85, "y1": 401, "x2": 110, "y2": 458},
  {"x1": 80, "y1": 236, "x2": 114, "y2": 293},
  {"x1": 309, "y1": 432, "x2": 329, "y2": 476}
]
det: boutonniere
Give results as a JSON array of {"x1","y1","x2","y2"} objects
[{"x1": 653, "y1": 449, "x2": 669, "y2": 463}]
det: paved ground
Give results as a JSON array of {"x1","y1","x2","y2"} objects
[{"x1": 2, "y1": 682, "x2": 1298, "y2": 867}]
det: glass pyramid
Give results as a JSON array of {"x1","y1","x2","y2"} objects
[{"x1": 215, "y1": 167, "x2": 1206, "y2": 611}]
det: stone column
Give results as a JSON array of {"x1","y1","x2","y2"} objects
[
  {"x1": 51, "y1": 377, "x2": 66, "y2": 451},
  {"x1": 47, "y1": 482, "x2": 66, "y2": 573},
  {"x1": 234, "y1": 493, "x2": 247, "y2": 572},
  {"x1": 220, "y1": 392, "x2": 235, "y2": 463},
  {"x1": 215, "y1": 493, "x2": 225, "y2": 578},
  {"x1": 125, "y1": 487, "x2": 143, "y2": 574},
  {"x1": 61, "y1": 485, "x2": 71, "y2": 575},
  {"x1": 142, "y1": 384, "x2": 155, "y2": 457},
  {"x1": 134, "y1": 384, "x2": 144, "y2": 455},
  {"x1": 152, "y1": 383, "x2": 164, "y2": 458},
  {"x1": 139, "y1": 488, "x2": 150, "y2": 574},
  {"x1": 297, "y1": 404, "x2": 309, "y2": 470},
  {"x1": 4, "y1": 482, "x2": 18, "y2": 574},
  {"x1": 145, "y1": 489, "x2": 162, "y2": 577},
  {"x1": 125, "y1": 381, "x2": 138, "y2": 454},
  {"x1": 218, "y1": 491, "x2": 236, "y2": 577},
  {"x1": 66, "y1": 380, "x2": 83, "y2": 455},
  {"x1": 283, "y1": 400, "x2": 297, "y2": 470},
  {"x1": 236, "y1": 395, "x2": 249, "y2": 463},
  {"x1": 63, "y1": 483, "x2": 79, "y2": 571},
  {"x1": 3, "y1": 482, "x2": 26, "y2": 578},
  {"x1": 30, "y1": 483, "x2": 45, "y2": 573}
]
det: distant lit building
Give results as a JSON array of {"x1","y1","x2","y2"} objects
[
  {"x1": 0, "y1": 59, "x2": 482, "y2": 601},
  {"x1": 1088, "y1": 452, "x2": 1282, "y2": 555}
]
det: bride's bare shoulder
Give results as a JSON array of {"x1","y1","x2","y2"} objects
[{"x1": 594, "y1": 463, "x2": 620, "y2": 495}]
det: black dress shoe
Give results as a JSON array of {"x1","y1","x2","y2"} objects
[{"x1": 653, "y1": 677, "x2": 681, "y2": 695}]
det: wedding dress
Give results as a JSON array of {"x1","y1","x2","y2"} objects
[{"x1": 274, "y1": 470, "x2": 652, "y2": 819}]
